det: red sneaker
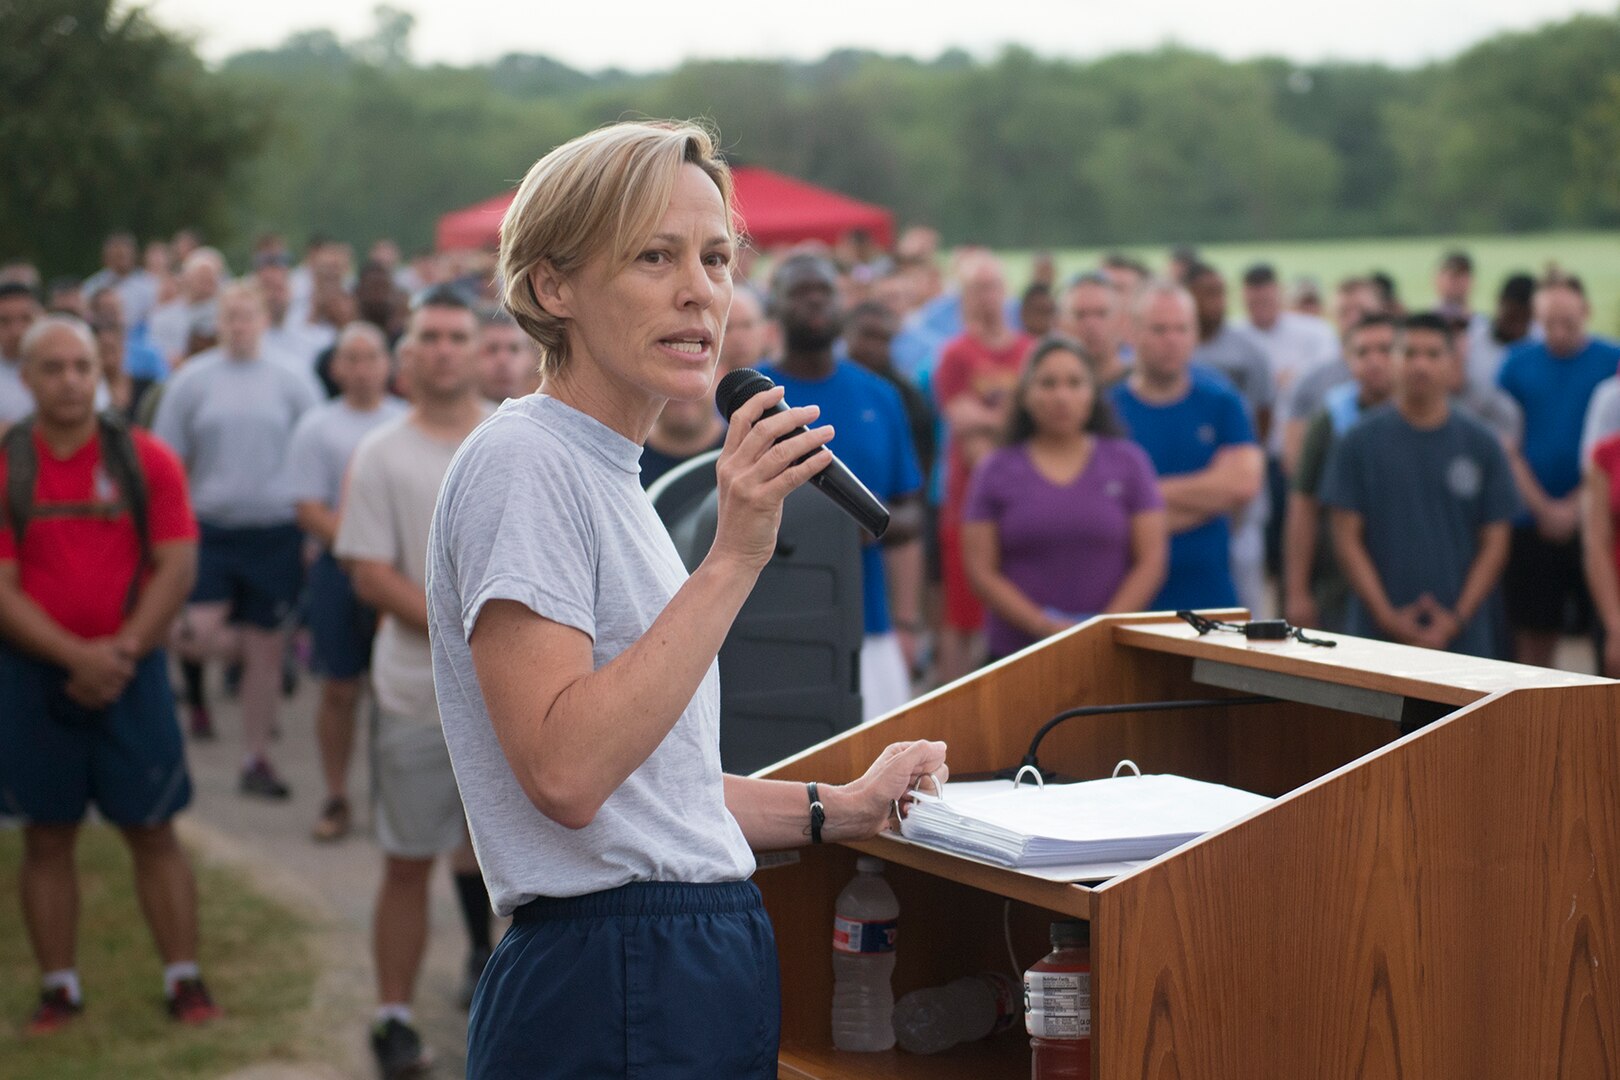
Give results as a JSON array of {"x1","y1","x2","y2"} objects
[
  {"x1": 167, "y1": 977, "x2": 222, "y2": 1025},
  {"x1": 26, "y1": 987, "x2": 83, "y2": 1035}
]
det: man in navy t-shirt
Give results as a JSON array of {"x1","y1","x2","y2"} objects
[
  {"x1": 1109, "y1": 283, "x2": 1262, "y2": 610},
  {"x1": 1497, "y1": 277, "x2": 1620, "y2": 667},
  {"x1": 762, "y1": 254, "x2": 924, "y2": 720},
  {"x1": 1322, "y1": 314, "x2": 1518, "y2": 657}
]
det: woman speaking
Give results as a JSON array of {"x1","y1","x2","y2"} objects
[{"x1": 425, "y1": 121, "x2": 948, "y2": 1077}]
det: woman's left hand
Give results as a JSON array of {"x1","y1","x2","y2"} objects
[{"x1": 826, "y1": 740, "x2": 949, "y2": 841}]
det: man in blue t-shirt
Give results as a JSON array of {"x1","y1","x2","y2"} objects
[
  {"x1": 1109, "y1": 282, "x2": 1262, "y2": 611},
  {"x1": 1497, "y1": 277, "x2": 1620, "y2": 667},
  {"x1": 1321, "y1": 313, "x2": 1518, "y2": 658},
  {"x1": 763, "y1": 254, "x2": 924, "y2": 720}
]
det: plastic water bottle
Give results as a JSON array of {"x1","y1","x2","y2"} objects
[
  {"x1": 894, "y1": 972, "x2": 1021, "y2": 1054},
  {"x1": 831, "y1": 856, "x2": 898, "y2": 1051},
  {"x1": 1026, "y1": 920, "x2": 1091, "y2": 1079}
]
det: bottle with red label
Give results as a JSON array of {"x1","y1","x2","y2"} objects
[
  {"x1": 1025, "y1": 919, "x2": 1091, "y2": 1079},
  {"x1": 831, "y1": 856, "x2": 898, "y2": 1051}
]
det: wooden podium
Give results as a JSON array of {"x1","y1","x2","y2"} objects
[{"x1": 753, "y1": 612, "x2": 1620, "y2": 1079}]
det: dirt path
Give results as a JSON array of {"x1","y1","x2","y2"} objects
[{"x1": 180, "y1": 678, "x2": 483, "y2": 1080}]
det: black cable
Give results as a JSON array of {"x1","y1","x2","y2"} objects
[
  {"x1": 1177, "y1": 609, "x2": 1337, "y2": 648},
  {"x1": 1010, "y1": 695, "x2": 1280, "y2": 779}
]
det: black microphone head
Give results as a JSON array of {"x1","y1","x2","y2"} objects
[{"x1": 715, "y1": 367, "x2": 776, "y2": 422}]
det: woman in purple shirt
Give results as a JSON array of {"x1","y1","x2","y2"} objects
[{"x1": 962, "y1": 337, "x2": 1169, "y2": 660}]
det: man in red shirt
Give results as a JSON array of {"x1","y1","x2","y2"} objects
[
  {"x1": 0, "y1": 316, "x2": 218, "y2": 1033},
  {"x1": 933, "y1": 252, "x2": 1033, "y2": 680}
]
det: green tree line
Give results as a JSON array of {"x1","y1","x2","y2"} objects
[{"x1": 6, "y1": 1, "x2": 1620, "y2": 275}]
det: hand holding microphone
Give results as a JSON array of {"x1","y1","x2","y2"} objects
[{"x1": 715, "y1": 368, "x2": 892, "y2": 539}]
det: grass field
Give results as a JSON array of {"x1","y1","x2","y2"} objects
[
  {"x1": 1000, "y1": 230, "x2": 1620, "y2": 337},
  {"x1": 0, "y1": 824, "x2": 316, "y2": 1080}
]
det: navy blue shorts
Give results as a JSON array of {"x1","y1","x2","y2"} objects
[
  {"x1": 305, "y1": 551, "x2": 376, "y2": 679},
  {"x1": 0, "y1": 646, "x2": 192, "y2": 827},
  {"x1": 192, "y1": 522, "x2": 304, "y2": 630},
  {"x1": 468, "y1": 881, "x2": 781, "y2": 1079}
]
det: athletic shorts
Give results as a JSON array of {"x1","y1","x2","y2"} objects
[
  {"x1": 469, "y1": 881, "x2": 780, "y2": 1079},
  {"x1": 1504, "y1": 525, "x2": 1593, "y2": 634},
  {"x1": 372, "y1": 704, "x2": 465, "y2": 859},
  {"x1": 0, "y1": 645, "x2": 191, "y2": 827},
  {"x1": 938, "y1": 521, "x2": 984, "y2": 632},
  {"x1": 305, "y1": 551, "x2": 376, "y2": 680},
  {"x1": 192, "y1": 522, "x2": 304, "y2": 630}
]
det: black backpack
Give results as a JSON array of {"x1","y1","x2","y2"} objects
[{"x1": 2, "y1": 412, "x2": 153, "y2": 613}]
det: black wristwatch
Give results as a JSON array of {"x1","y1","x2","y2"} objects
[{"x1": 807, "y1": 782, "x2": 826, "y2": 844}]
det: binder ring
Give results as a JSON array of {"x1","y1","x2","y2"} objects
[
  {"x1": 1113, "y1": 759, "x2": 1142, "y2": 778},
  {"x1": 1012, "y1": 764, "x2": 1045, "y2": 790},
  {"x1": 892, "y1": 772, "x2": 946, "y2": 825}
]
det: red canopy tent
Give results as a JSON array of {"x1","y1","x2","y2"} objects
[{"x1": 434, "y1": 166, "x2": 894, "y2": 253}]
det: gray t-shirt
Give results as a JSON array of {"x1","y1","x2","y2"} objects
[
  {"x1": 1454, "y1": 384, "x2": 1523, "y2": 449},
  {"x1": 1319, "y1": 405, "x2": 1519, "y2": 658},
  {"x1": 284, "y1": 396, "x2": 408, "y2": 514},
  {"x1": 335, "y1": 411, "x2": 481, "y2": 721},
  {"x1": 84, "y1": 268, "x2": 160, "y2": 328},
  {"x1": 151, "y1": 348, "x2": 319, "y2": 526},
  {"x1": 0, "y1": 355, "x2": 29, "y2": 427},
  {"x1": 1193, "y1": 324, "x2": 1274, "y2": 419},
  {"x1": 1285, "y1": 356, "x2": 1351, "y2": 423},
  {"x1": 427, "y1": 394, "x2": 755, "y2": 914},
  {"x1": 1581, "y1": 376, "x2": 1620, "y2": 464}
]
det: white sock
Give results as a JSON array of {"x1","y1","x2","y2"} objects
[
  {"x1": 42, "y1": 969, "x2": 82, "y2": 1004},
  {"x1": 375, "y1": 1003, "x2": 414, "y2": 1027},
  {"x1": 163, "y1": 961, "x2": 200, "y2": 998}
]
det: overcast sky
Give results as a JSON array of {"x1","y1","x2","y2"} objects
[{"x1": 145, "y1": 0, "x2": 1612, "y2": 71}]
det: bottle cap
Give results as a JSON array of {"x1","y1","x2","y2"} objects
[
  {"x1": 1049, "y1": 919, "x2": 1089, "y2": 948},
  {"x1": 856, "y1": 856, "x2": 886, "y2": 873}
]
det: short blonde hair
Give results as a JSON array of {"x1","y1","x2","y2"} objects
[{"x1": 498, "y1": 121, "x2": 735, "y2": 380}]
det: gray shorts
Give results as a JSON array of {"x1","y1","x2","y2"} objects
[{"x1": 372, "y1": 705, "x2": 466, "y2": 859}]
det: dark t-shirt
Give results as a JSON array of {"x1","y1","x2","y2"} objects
[
  {"x1": 638, "y1": 434, "x2": 725, "y2": 491},
  {"x1": 1318, "y1": 406, "x2": 1519, "y2": 657}
]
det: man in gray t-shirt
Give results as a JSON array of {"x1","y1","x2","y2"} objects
[
  {"x1": 1188, "y1": 264, "x2": 1273, "y2": 612},
  {"x1": 282, "y1": 323, "x2": 406, "y2": 842},
  {"x1": 330, "y1": 290, "x2": 493, "y2": 1074},
  {"x1": 1189, "y1": 266, "x2": 1274, "y2": 425},
  {"x1": 153, "y1": 284, "x2": 318, "y2": 798}
]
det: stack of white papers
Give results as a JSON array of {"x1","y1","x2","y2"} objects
[{"x1": 899, "y1": 775, "x2": 1271, "y2": 868}]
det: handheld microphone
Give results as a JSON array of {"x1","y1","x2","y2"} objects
[{"x1": 715, "y1": 368, "x2": 891, "y2": 539}]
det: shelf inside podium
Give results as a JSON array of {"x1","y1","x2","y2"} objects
[
  {"x1": 844, "y1": 833, "x2": 1093, "y2": 919},
  {"x1": 778, "y1": 1030, "x2": 1032, "y2": 1079}
]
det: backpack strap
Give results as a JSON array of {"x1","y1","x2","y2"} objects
[
  {"x1": 2, "y1": 417, "x2": 38, "y2": 554},
  {"x1": 93, "y1": 412, "x2": 153, "y2": 615}
]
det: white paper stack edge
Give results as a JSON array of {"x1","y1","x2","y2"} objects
[{"x1": 899, "y1": 774, "x2": 1272, "y2": 868}]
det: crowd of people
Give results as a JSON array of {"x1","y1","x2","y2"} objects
[{"x1": 1, "y1": 217, "x2": 1616, "y2": 1075}]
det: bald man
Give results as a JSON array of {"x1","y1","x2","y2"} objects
[
  {"x1": 1108, "y1": 283, "x2": 1263, "y2": 610},
  {"x1": 0, "y1": 316, "x2": 218, "y2": 1032}
]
